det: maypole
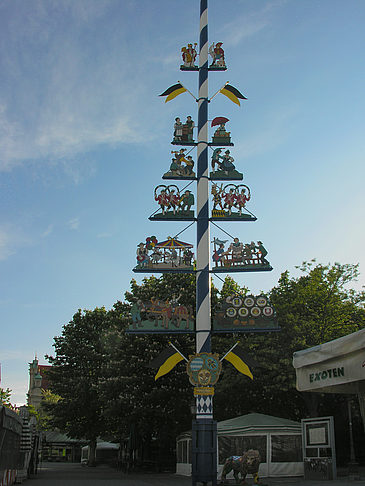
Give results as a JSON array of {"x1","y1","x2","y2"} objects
[
  {"x1": 129, "y1": 0, "x2": 279, "y2": 484},
  {"x1": 196, "y1": 0, "x2": 211, "y2": 404},
  {"x1": 193, "y1": 1, "x2": 216, "y2": 483}
]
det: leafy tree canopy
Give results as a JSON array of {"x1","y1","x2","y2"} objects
[
  {"x1": 214, "y1": 261, "x2": 365, "y2": 421},
  {"x1": 45, "y1": 307, "x2": 110, "y2": 464},
  {"x1": 45, "y1": 263, "x2": 365, "y2": 464},
  {"x1": 0, "y1": 387, "x2": 15, "y2": 410}
]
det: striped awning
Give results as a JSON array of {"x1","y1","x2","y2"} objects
[{"x1": 155, "y1": 237, "x2": 193, "y2": 249}]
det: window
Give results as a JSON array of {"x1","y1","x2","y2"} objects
[
  {"x1": 177, "y1": 439, "x2": 190, "y2": 463},
  {"x1": 271, "y1": 435, "x2": 302, "y2": 463},
  {"x1": 218, "y1": 435, "x2": 267, "y2": 464}
]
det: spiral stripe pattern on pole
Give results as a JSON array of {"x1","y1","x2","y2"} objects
[{"x1": 196, "y1": 0, "x2": 212, "y2": 418}]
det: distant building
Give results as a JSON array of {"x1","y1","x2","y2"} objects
[
  {"x1": 27, "y1": 357, "x2": 85, "y2": 463},
  {"x1": 27, "y1": 357, "x2": 51, "y2": 410}
]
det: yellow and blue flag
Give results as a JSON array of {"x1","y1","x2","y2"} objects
[
  {"x1": 224, "y1": 346, "x2": 258, "y2": 379},
  {"x1": 159, "y1": 83, "x2": 187, "y2": 103},
  {"x1": 220, "y1": 84, "x2": 247, "y2": 106},
  {"x1": 148, "y1": 345, "x2": 185, "y2": 380}
]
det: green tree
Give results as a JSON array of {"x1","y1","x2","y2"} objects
[
  {"x1": 99, "y1": 274, "x2": 198, "y2": 468},
  {"x1": 28, "y1": 390, "x2": 61, "y2": 430},
  {"x1": 0, "y1": 387, "x2": 14, "y2": 409},
  {"x1": 267, "y1": 260, "x2": 365, "y2": 416},
  {"x1": 46, "y1": 307, "x2": 109, "y2": 465},
  {"x1": 213, "y1": 261, "x2": 365, "y2": 421}
]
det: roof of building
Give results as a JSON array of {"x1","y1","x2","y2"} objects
[
  {"x1": 38, "y1": 364, "x2": 52, "y2": 390},
  {"x1": 43, "y1": 430, "x2": 86, "y2": 444}
]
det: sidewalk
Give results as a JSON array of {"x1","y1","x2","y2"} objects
[{"x1": 23, "y1": 462, "x2": 365, "y2": 486}]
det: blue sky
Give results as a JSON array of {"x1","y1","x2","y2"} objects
[{"x1": 1, "y1": 0, "x2": 365, "y2": 405}]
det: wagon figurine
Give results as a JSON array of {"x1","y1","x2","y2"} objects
[
  {"x1": 134, "y1": 236, "x2": 195, "y2": 272},
  {"x1": 128, "y1": 297, "x2": 195, "y2": 332}
]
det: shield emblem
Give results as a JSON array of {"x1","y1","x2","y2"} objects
[{"x1": 187, "y1": 352, "x2": 222, "y2": 386}]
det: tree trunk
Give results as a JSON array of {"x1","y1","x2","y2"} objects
[{"x1": 88, "y1": 439, "x2": 97, "y2": 467}]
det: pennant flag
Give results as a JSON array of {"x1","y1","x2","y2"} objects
[
  {"x1": 159, "y1": 83, "x2": 187, "y2": 102},
  {"x1": 223, "y1": 346, "x2": 258, "y2": 379},
  {"x1": 220, "y1": 84, "x2": 247, "y2": 106},
  {"x1": 148, "y1": 345, "x2": 185, "y2": 380}
]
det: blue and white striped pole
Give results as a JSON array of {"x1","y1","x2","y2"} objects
[
  {"x1": 192, "y1": 4, "x2": 218, "y2": 483},
  {"x1": 196, "y1": 0, "x2": 212, "y2": 419}
]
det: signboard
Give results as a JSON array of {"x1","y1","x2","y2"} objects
[
  {"x1": 293, "y1": 329, "x2": 365, "y2": 393},
  {"x1": 302, "y1": 417, "x2": 336, "y2": 480},
  {"x1": 212, "y1": 294, "x2": 279, "y2": 333}
]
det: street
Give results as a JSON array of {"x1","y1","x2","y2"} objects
[
  {"x1": 25, "y1": 462, "x2": 191, "y2": 486},
  {"x1": 22, "y1": 462, "x2": 365, "y2": 486}
]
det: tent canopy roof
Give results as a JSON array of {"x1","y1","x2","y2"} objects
[
  {"x1": 82, "y1": 441, "x2": 119, "y2": 451},
  {"x1": 177, "y1": 413, "x2": 301, "y2": 440},
  {"x1": 293, "y1": 328, "x2": 365, "y2": 369},
  {"x1": 292, "y1": 329, "x2": 365, "y2": 394},
  {"x1": 217, "y1": 413, "x2": 301, "y2": 434},
  {"x1": 155, "y1": 237, "x2": 193, "y2": 249}
]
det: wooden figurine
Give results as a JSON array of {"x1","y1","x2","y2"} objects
[
  {"x1": 163, "y1": 149, "x2": 196, "y2": 179},
  {"x1": 134, "y1": 236, "x2": 195, "y2": 272},
  {"x1": 211, "y1": 183, "x2": 254, "y2": 220},
  {"x1": 212, "y1": 238, "x2": 271, "y2": 271},
  {"x1": 172, "y1": 116, "x2": 195, "y2": 145},
  {"x1": 173, "y1": 117, "x2": 183, "y2": 142},
  {"x1": 210, "y1": 147, "x2": 242, "y2": 180},
  {"x1": 152, "y1": 185, "x2": 195, "y2": 220},
  {"x1": 213, "y1": 294, "x2": 278, "y2": 332},
  {"x1": 181, "y1": 43, "x2": 198, "y2": 69},
  {"x1": 209, "y1": 42, "x2": 226, "y2": 68},
  {"x1": 128, "y1": 297, "x2": 195, "y2": 333},
  {"x1": 211, "y1": 117, "x2": 233, "y2": 146}
]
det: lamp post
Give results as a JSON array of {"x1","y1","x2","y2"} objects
[{"x1": 347, "y1": 398, "x2": 359, "y2": 480}]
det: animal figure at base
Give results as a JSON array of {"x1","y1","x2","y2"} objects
[{"x1": 220, "y1": 449, "x2": 261, "y2": 485}]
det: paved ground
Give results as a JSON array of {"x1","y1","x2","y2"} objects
[{"x1": 23, "y1": 462, "x2": 365, "y2": 486}]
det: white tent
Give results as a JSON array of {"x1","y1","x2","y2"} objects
[
  {"x1": 176, "y1": 413, "x2": 303, "y2": 478},
  {"x1": 81, "y1": 441, "x2": 119, "y2": 465},
  {"x1": 292, "y1": 328, "x2": 365, "y2": 422}
]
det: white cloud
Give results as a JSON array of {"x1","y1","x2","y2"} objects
[
  {"x1": 221, "y1": 0, "x2": 287, "y2": 46},
  {"x1": 0, "y1": 225, "x2": 30, "y2": 261},
  {"x1": 67, "y1": 218, "x2": 80, "y2": 231},
  {"x1": 0, "y1": 1, "x2": 155, "y2": 173},
  {"x1": 41, "y1": 224, "x2": 54, "y2": 237}
]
